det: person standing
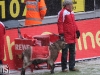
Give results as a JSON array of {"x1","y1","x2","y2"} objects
[
  {"x1": 57, "y1": 0, "x2": 80, "y2": 72},
  {"x1": 24, "y1": 0, "x2": 47, "y2": 26},
  {"x1": 0, "y1": 21, "x2": 5, "y2": 75}
]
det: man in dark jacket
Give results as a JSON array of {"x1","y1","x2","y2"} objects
[{"x1": 57, "y1": 0, "x2": 80, "y2": 72}]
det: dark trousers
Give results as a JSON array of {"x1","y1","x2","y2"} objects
[
  {"x1": 0, "y1": 60, "x2": 2, "y2": 64},
  {"x1": 0, "y1": 60, "x2": 3, "y2": 75},
  {"x1": 61, "y1": 43, "x2": 75, "y2": 70}
]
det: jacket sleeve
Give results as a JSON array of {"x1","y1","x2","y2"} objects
[
  {"x1": 57, "y1": 11, "x2": 64, "y2": 34},
  {"x1": 39, "y1": 0, "x2": 47, "y2": 19},
  {"x1": 0, "y1": 22, "x2": 5, "y2": 34},
  {"x1": 73, "y1": 12, "x2": 79, "y2": 31},
  {"x1": 74, "y1": 21, "x2": 79, "y2": 31},
  {"x1": 57, "y1": 22, "x2": 64, "y2": 34},
  {"x1": 3, "y1": 25, "x2": 5, "y2": 35}
]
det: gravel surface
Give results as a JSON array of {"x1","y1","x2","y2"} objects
[{"x1": 5, "y1": 58, "x2": 100, "y2": 75}]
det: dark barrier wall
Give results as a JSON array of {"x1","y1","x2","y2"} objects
[
  {"x1": 0, "y1": 0, "x2": 100, "y2": 21},
  {"x1": 0, "y1": 0, "x2": 61, "y2": 21},
  {"x1": 0, "y1": 0, "x2": 26, "y2": 21},
  {"x1": 85, "y1": 0, "x2": 100, "y2": 11},
  {"x1": 85, "y1": 0, "x2": 94, "y2": 11},
  {"x1": 45, "y1": 0, "x2": 61, "y2": 16},
  {"x1": 95, "y1": 0, "x2": 100, "y2": 9}
]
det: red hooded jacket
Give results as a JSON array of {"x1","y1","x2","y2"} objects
[
  {"x1": 0, "y1": 22, "x2": 5, "y2": 60},
  {"x1": 57, "y1": 8, "x2": 78, "y2": 43}
]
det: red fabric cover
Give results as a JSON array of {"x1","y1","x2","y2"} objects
[
  {"x1": 31, "y1": 46, "x2": 49, "y2": 60},
  {"x1": 57, "y1": 8, "x2": 65, "y2": 34},
  {"x1": 49, "y1": 34, "x2": 59, "y2": 42},
  {"x1": 24, "y1": 34, "x2": 33, "y2": 39},
  {"x1": 34, "y1": 35, "x2": 50, "y2": 46},
  {"x1": 57, "y1": 8, "x2": 78, "y2": 43},
  {"x1": 24, "y1": 34, "x2": 37, "y2": 45},
  {"x1": 0, "y1": 22, "x2": 5, "y2": 60}
]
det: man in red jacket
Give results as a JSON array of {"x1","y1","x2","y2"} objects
[
  {"x1": 57, "y1": 0, "x2": 80, "y2": 72},
  {"x1": 0, "y1": 21, "x2": 5, "y2": 74}
]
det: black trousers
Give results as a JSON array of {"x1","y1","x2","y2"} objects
[
  {"x1": 61, "y1": 43, "x2": 75, "y2": 70},
  {"x1": 0, "y1": 60, "x2": 3, "y2": 75},
  {"x1": 0, "y1": 60, "x2": 2, "y2": 64}
]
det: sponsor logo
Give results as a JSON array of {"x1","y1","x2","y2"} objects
[
  {"x1": 15, "y1": 44, "x2": 30, "y2": 50},
  {"x1": 0, "y1": 65, "x2": 9, "y2": 74}
]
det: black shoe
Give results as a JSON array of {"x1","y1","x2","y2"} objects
[
  {"x1": 69, "y1": 68, "x2": 79, "y2": 71},
  {"x1": 62, "y1": 69, "x2": 69, "y2": 72}
]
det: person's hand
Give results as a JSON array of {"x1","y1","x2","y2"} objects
[
  {"x1": 76, "y1": 30, "x2": 80, "y2": 39},
  {"x1": 59, "y1": 33, "x2": 64, "y2": 41}
]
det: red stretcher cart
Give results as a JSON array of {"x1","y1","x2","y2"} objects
[{"x1": 14, "y1": 33, "x2": 59, "y2": 69}]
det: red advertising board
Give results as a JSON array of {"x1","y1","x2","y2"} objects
[{"x1": 3, "y1": 18, "x2": 100, "y2": 69}]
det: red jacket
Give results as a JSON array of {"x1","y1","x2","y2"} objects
[
  {"x1": 0, "y1": 22, "x2": 5, "y2": 60},
  {"x1": 57, "y1": 8, "x2": 78, "y2": 43}
]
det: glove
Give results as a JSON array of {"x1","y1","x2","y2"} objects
[
  {"x1": 76, "y1": 30, "x2": 80, "y2": 39},
  {"x1": 59, "y1": 33, "x2": 64, "y2": 41}
]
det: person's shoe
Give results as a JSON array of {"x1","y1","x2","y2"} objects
[
  {"x1": 69, "y1": 68, "x2": 79, "y2": 71},
  {"x1": 62, "y1": 69, "x2": 69, "y2": 72}
]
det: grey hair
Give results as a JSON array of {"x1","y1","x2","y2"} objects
[{"x1": 63, "y1": 0, "x2": 73, "y2": 7}]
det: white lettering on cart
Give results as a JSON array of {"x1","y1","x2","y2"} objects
[{"x1": 15, "y1": 44, "x2": 30, "y2": 50}]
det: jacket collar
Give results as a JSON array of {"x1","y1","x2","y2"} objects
[{"x1": 63, "y1": 8, "x2": 72, "y2": 12}]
